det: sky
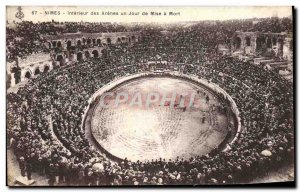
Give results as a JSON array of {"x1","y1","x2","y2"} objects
[{"x1": 6, "y1": 6, "x2": 293, "y2": 23}]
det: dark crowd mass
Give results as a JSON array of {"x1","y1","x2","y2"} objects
[{"x1": 7, "y1": 17, "x2": 294, "y2": 186}]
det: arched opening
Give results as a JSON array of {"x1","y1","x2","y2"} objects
[
  {"x1": 107, "y1": 38, "x2": 111, "y2": 44},
  {"x1": 85, "y1": 51, "x2": 90, "y2": 59},
  {"x1": 57, "y1": 41, "x2": 62, "y2": 48},
  {"x1": 97, "y1": 39, "x2": 101, "y2": 46},
  {"x1": 34, "y1": 68, "x2": 40, "y2": 75},
  {"x1": 44, "y1": 65, "x2": 50, "y2": 73},
  {"x1": 272, "y1": 37, "x2": 277, "y2": 45},
  {"x1": 77, "y1": 52, "x2": 83, "y2": 61},
  {"x1": 67, "y1": 40, "x2": 72, "y2": 48},
  {"x1": 256, "y1": 37, "x2": 264, "y2": 51},
  {"x1": 122, "y1": 37, "x2": 126, "y2": 42},
  {"x1": 92, "y1": 39, "x2": 96, "y2": 45},
  {"x1": 87, "y1": 38, "x2": 92, "y2": 45},
  {"x1": 117, "y1": 37, "x2": 121, "y2": 43},
  {"x1": 57, "y1": 55, "x2": 64, "y2": 66},
  {"x1": 25, "y1": 71, "x2": 31, "y2": 79},
  {"x1": 246, "y1": 37, "x2": 251, "y2": 46},
  {"x1": 83, "y1": 38, "x2": 86, "y2": 44},
  {"x1": 92, "y1": 50, "x2": 99, "y2": 58},
  {"x1": 277, "y1": 39, "x2": 284, "y2": 53},
  {"x1": 266, "y1": 38, "x2": 272, "y2": 48},
  {"x1": 52, "y1": 41, "x2": 57, "y2": 47},
  {"x1": 131, "y1": 36, "x2": 136, "y2": 42},
  {"x1": 48, "y1": 42, "x2": 52, "y2": 49},
  {"x1": 14, "y1": 70, "x2": 21, "y2": 84},
  {"x1": 57, "y1": 55, "x2": 63, "y2": 61},
  {"x1": 77, "y1": 40, "x2": 82, "y2": 46},
  {"x1": 235, "y1": 37, "x2": 241, "y2": 49}
]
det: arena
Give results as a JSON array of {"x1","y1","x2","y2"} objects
[
  {"x1": 6, "y1": 7, "x2": 294, "y2": 186},
  {"x1": 86, "y1": 75, "x2": 236, "y2": 161}
]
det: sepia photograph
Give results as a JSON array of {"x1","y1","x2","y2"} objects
[{"x1": 5, "y1": 5, "x2": 294, "y2": 187}]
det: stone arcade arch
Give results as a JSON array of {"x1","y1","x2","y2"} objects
[
  {"x1": 67, "y1": 40, "x2": 72, "y2": 48},
  {"x1": 87, "y1": 38, "x2": 92, "y2": 45},
  {"x1": 77, "y1": 40, "x2": 82, "y2": 46},
  {"x1": 131, "y1": 36, "x2": 136, "y2": 42},
  {"x1": 246, "y1": 37, "x2": 251, "y2": 46},
  {"x1": 117, "y1": 37, "x2": 121, "y2": 43},
  {"x1": 231, "y1": 31, "x2": 287, "y2": 57},
  {"x1": 8, "y1": 32, "x2": 144, "y2": 87},
  {"x1": 96, "y1": 39, "x2": 101, "y2": 46},
  {"x1": 92, "y1": 50, "x2": 99, "y2": 58},
  {"x1": 107, "y1": 38, "x2": 112, "y2": 44},
  {"x1": 57, "y1": 55, "x2": 64, "y2": 66},
  {"x1": 34, "y1": 68, "x2": 40, "y2": 75},
  {"x1": 77, "y1": 52, "x2": 83, "y2": 61},
  {"x1": 57, "y1": 41, "x2": 62, "y2": 48},
  {"x1": 256, "y1": 37, "x2": 264, "y2": 51},
  {"x1": 235, "y1": 37, "x2": 242, "y2": 49},
  {"x1": 44, "y1": 65, "x2": 50, "y2": 73},
  {"x1": 14, "y1": 71, "x2": 21, "y2": 85},
  {"x1": 25, "y1": 71, "x2": 32, "y2": 79}
]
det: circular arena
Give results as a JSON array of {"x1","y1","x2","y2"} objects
[
  {"x1": 85, "y1": 74, "x2": 238, "y2": 161},
  {"x1": 7, "y1": 17, "x2": 294, "y2": 186}
]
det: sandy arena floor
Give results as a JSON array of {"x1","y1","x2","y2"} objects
[{"x1": 90, "y1": 77, "x2": 231, "y2": 161}]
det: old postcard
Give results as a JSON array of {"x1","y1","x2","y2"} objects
[{"x1": 6, "y1": 6, "x2": 294, "y2": 187}]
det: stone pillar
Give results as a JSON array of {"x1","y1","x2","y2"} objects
[
  {"x1": 20, "y1": 70, "x2": 25, "y2": 82},
  {"x1": 62, "y1": 40, "x2": 65, "y2": 49},
  {"x1": 241, "y1": 36, "x2": 245, "y2": 50},
  {"x1": 230, "y1": 38, "x2": 234, "y2": 53},
  {"x1": 10, "y1": 73, "x2": 16, "y2": 87},
  {"x1": 278, "y1": 37, "x2": 285, "y2": 58},
  {"x1": 63, "y1": 40, "x2": 67, "y2": 50},
  {"x1": 251, "y1": 36, "x2": 257, "y2": 54},
  {"x1": 83, "y1": 52, "x2": 86, "y2": 60}
]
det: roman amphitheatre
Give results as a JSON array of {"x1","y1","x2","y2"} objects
[{"x1": 7, "y1": 12, "x2": 294, "y2": 186}]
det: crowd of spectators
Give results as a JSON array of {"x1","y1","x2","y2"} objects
[
  {"x1": 7, "y1": 18, "x2": 293, "y2": 186},
  {"x1": 6, "y1": 17, "x2": 292, "y2": 61},
  {"x1": 6, "y1": 21, "x2": 132, "y2": 62}
]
